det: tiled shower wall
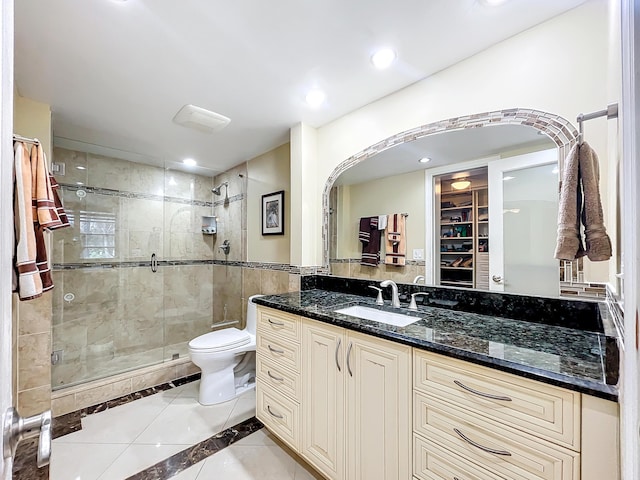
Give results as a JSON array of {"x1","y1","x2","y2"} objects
[{"x1": 50, "y1": 147, "x2": 216, "y2": 389}]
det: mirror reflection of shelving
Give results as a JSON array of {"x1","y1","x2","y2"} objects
[{"x1": 436, "y1": 169, "x2": 489, "y2": 289}]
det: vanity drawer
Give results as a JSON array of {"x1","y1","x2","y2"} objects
[
  {"x1": 257, "y1": 382, "x2": 299, "y2": 450},
  {"x1": 414, "y1": 434, "x2": 506, "y2": 480},
  {"x1": 257, "y1": 307, "x2": 301, "y2": 341},
  {"x1": 413, "y1": 350, "x2": 580, "y2": 450},
  {"x1": 257, "y1": 331, "x2": 301, "y2": 372},
  {"x1": 414, "y1": 392, "x2": 580, "y2": 480},
  {"x1": 257, "y1": 355, "x2": 301, "y2": 401}
]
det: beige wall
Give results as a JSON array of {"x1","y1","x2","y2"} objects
[
  {"x1": 336, "y1": 171, "x2": 426, "y2": 260},
  {"x1": 12, "y1": 94, "x2": 53, "y2": 416},
  {"x1": 247, "y1": 143, "x2": 290, "y2": 263},
  {"x1": 293, "y1": 1, "x2": 616, "y2": 286}
]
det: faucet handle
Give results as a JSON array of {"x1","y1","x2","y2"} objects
[
  {"x1": 408, "y1": 292, "x2": 429, "y2": 311},
  {"x1": 368, "y1": 286, "x2": 384, "y2": 305}
]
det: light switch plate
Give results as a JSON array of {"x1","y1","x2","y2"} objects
[{"x1": 413, "y1": 249, "x2": 424, "y2": 260}]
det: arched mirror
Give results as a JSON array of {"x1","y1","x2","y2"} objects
[{"x1": 324, "y1": 109, "x2": 615, "y2": 299}]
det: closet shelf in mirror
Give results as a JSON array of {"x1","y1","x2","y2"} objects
[
  {"x1": 441, "y1": 222, "x2": 473, "y2": 226},
  {"x1": 441, "y1": 237, "x2": 473, "y2": 240},
  {"x1": 441, "y1": 281, "x2": 473, "y2": 287},
  {"x1": 441, "y1": 267, "x2": 473, "y2": 271},
  {"x1": 441, "y1": 206, "x2": 473, "y2": 211}
]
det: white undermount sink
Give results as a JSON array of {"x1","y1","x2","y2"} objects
[{"x1": 334, "y1": 305, "x2": 420, "y2": 327}]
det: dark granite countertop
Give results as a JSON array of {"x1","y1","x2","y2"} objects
[{"x1": 253, "y1": 289, "x2": 618, "y2": 402}]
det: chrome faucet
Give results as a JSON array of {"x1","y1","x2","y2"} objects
[{"x1": 380, "y1": 280, "x2": 401, "y2": 308}]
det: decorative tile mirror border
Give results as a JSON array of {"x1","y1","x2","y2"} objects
[{"x1": 321, "y1": 107, "x2": 579, "y2": 275}]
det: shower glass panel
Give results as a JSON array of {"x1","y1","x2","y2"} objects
[{"x1": 162, "y1": 167, "x2": 216, "y2": 361}]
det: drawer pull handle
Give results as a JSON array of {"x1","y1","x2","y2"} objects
[
  {"x1": 453, "y1": 380, "x2": 512, "y2": 402},
  {"x1": 453, "y1": 428, "x2": 512, "y2": 456},
  {"x1": 268, "y1": 319, "x2": 285, "y2": 326},
  {"x1": 335, "y1": 338, "x2": 342, "y2": 372},
  {"x1": 267, "y1": 405, "x2": 284, "y2": 419},
  {"x1": 267, "y1": 370, "x2": 284, "y2": 382},
  {"x1": 268, "y1": 345, "x2": 285, "y2": 354},
  {"x1": 346, "y1": 342, "x2": 353, "y2": 377}
]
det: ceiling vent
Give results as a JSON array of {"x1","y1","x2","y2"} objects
[{"x1": 172, "y1": 104, "x2": 230, "y2": 133}]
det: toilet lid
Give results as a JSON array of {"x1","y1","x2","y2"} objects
[{"x1": 189, "y1": 328, "x2": 251, "y2": 351}]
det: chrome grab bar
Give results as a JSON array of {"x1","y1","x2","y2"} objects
[
  {"x1": 453, "y1": 428, "x2": 512, "y2": 456},
  {"x1": 3, "y1": 407, "x2": 52, "y2": 468},
  {"x1": 267, "y1": 344, "x2": 285, "y2": 354},
  {"x1": 453, "y1": 380, "x2": 512, "y2": 402}
]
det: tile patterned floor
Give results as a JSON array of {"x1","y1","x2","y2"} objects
[{"x1": 50, "y1": 381, "x2": 322, "y2": 480}]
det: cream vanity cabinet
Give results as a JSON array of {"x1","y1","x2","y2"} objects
[
  {"x1": 301, "y1": 317, "x2": 412, "y2": 480},
  {"x1": 412, "y1": 349, "x2": 619, "y2": 480},
  {"x1": 255, "y1": 307, "x2": 302, "y2": 450}
]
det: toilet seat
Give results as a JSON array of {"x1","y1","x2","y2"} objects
[{"x1": 188, "y1": 328, "x2": 251, "y2": 353}]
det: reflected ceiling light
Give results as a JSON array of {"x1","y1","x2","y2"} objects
[
  {"x1": 551, "y1": 167, "x2": 559, "y2": 174},
  {"x1": 419, "y1": 157, "x2": 431, "y2": 164},
  {"x1": 371, "y1": 48, "x2": 397, "y2": 69},
  {"x1": 183, "y1": 158, "x2": 197, "y2": 167},
  {"x1": 75, "y1": 181, "x2": 84, "y2": 185},
  {"x1": 306, "y1": 89, "x2": 327, "y2": 108},
  {"x1": 75, "y1": 165, "x2": 86, "y2": 170},
  {"x1": 503, "y1": 176, "x2": 515, "y2": 181},
  {"x1": 451, "y1": 179, "x2": 471, "y2": 190}
]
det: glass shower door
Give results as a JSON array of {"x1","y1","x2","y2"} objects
[{"x1": 488, "y1": 149, "x2": 559, "y2": 296}]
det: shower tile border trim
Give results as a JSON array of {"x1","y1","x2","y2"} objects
[
  {"x1": 53, "y1": 259, "x2": 329, "y2": 275},
  {"x1": 125, "y1": 416, "x2": 264, "y2": 480},
  {"x1": 52, "y1": 373, "x2": 201, "y2": 439},
  {"x1": 60, "y1": 183, "x2": 245, "y2": 208}
]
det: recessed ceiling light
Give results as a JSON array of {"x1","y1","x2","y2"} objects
[
  {"x1": 76, "y1": 165, "x2": 86, "y2": 170},
  {"x1": 480, "y1": 0, "x2": 511, "y2": 6},
  {"x1": 419, "y1": 157, "x2": 431, "y2": 164},
  {"x1": 75, "y1": 181, "x2": 84, "y2": 185},
  {"x1": 371, "y1": 48, "x2": 397, "y2": 69},
  {"x1": 503, "y1": 176, "x2": 515, "y2": 181},
  {"x1": 551, "y1": 167, "x2": 559, "y2": 174},
  {"x1": 306, "y1": 89, "x2": 326, "y2": 108},
  {"x1": 183, "y1": 158, "x2": 197, "y2": 167}
]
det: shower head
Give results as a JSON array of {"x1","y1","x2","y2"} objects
[{"x1": 212, "y1": 181, "x2": 229, "y2": 196}]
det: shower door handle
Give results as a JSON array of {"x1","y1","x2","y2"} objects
[{"x1": 151, "y1": 253, "x2": 158, "y2": 273}]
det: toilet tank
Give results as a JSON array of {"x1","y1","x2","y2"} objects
[{"x1": 246, "y1": 294, "x2": 263, "y2": 335}]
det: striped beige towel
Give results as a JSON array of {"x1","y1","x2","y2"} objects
[{"x1": 384, "y1": 214, "x2": 406, "y2": 266}]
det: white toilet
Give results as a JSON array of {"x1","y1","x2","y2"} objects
[{"x1": 188, "y1": 294, "x2": 262, "y2": 405}]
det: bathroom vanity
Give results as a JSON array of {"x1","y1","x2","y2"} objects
[{"x1": 253, "y1": 282, "x2": 619, "y2": 480}]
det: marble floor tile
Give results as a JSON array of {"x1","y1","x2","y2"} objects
[
  {"x1": 50, "y1": 442, "x2": 128, "y2": 480},
  {"x1": 97, "y1": 444, "x2": 187, "y2": 480},
  {"x1": 167, "y1": 463, "x2": 204, "y2": 480},
  {"x1": 133, "y1": 396, "x2": 237, "y2": 445},
  {"x1": 55, "y1": 393, "x2": 171, "y2": 444},
  {"x1": 194, "y1": 445, "x2": 297, "y2": 480},
  {"x1": 222, "y1": 389, "x2": 256, "y2": 429}
]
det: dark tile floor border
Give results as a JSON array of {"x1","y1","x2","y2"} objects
[
  {"x1": 126, "y1": 416, "x2": 264, "y2": 480},
  {"x1": 52, "y1": 373, "x2": 201, "y2": 439}
]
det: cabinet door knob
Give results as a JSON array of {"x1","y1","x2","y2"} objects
[{"x1": 491, "y1": 275, "x2": 503, "y2": 284}]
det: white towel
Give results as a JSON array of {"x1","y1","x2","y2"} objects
[{"x1": 377, "y1": 215, "x2": 387, "y2": 231}]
